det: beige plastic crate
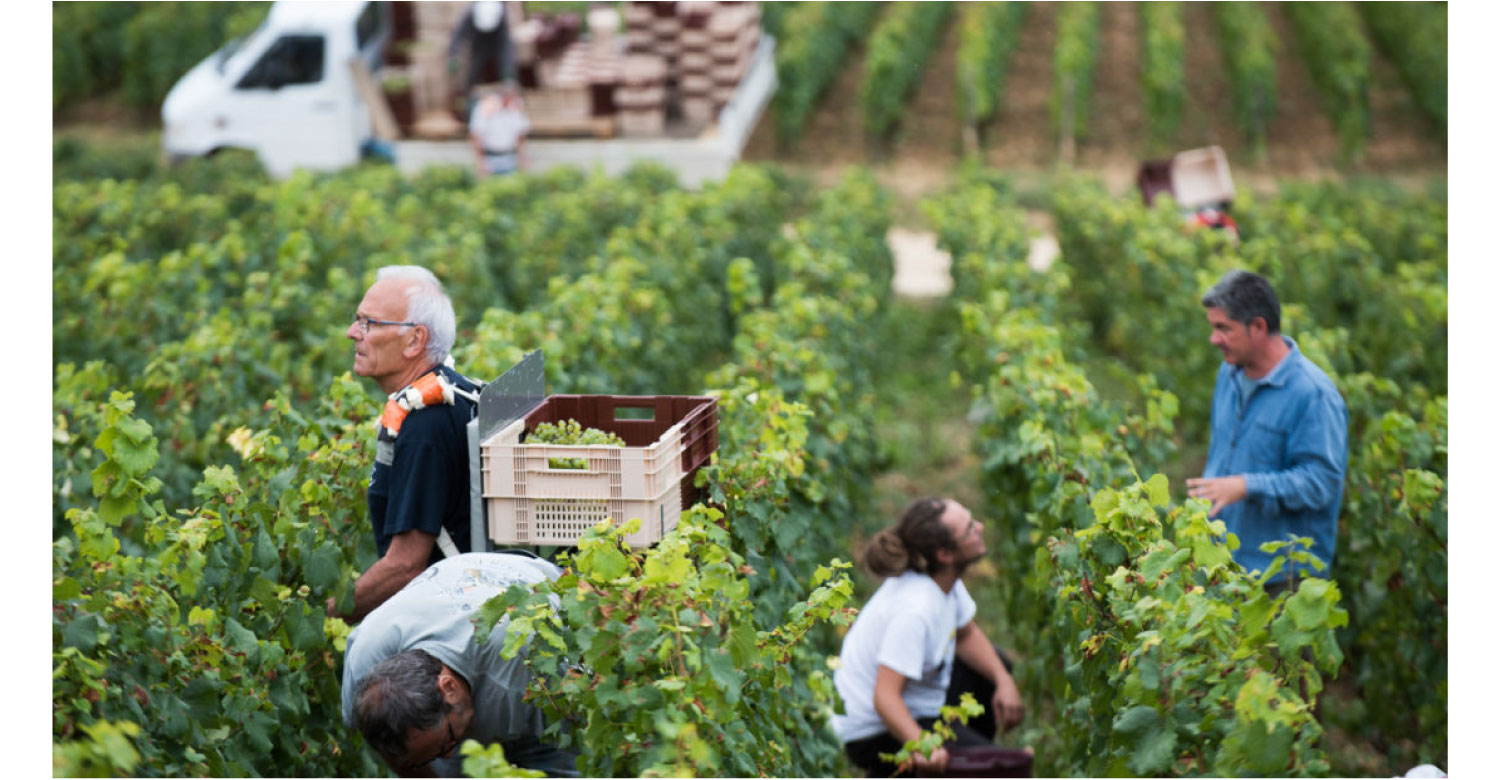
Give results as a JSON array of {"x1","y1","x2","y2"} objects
[
  {"x1": 484, "y1": 394, "x2": 717, "y2": 547},
  {"x1": 483, "y1": 416, "x2": 685, "y2": 547}
]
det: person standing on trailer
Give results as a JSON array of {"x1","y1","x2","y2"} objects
[
  {"x1": 450, "y1": 1, "x2": 517, "y2": 98},
  {"x1": 331, "y1": 265, "x2": 481, "y2": 622},
  {"x1": 831, "y1": 497, "x2": 1025, "y2": 776}
]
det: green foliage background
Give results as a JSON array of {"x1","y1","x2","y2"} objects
[{"x1": 53, "y1": 2, "x2": 269, "y2": 112}]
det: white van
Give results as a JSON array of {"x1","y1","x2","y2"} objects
[{"x1": 162, "y1": 2, "x2": 390, "y2": 178}]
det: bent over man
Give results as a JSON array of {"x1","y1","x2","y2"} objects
[
  {"x1": 339, "y1": 266, "x2": 481, "y2": 622},
  {"x1": 342, "y1": 552, "x2": 577, "y2": 777},
  {"x1": 832, "y1": 498, "x2": 1024, "y2": 776},
  {"x1": 1187, "y1": 269, "x2": 1348, "y2": 589}
]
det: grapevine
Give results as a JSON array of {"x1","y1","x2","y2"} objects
[{"x1": 1212, "y1": 2, "x2": 1278, "y2": 158}]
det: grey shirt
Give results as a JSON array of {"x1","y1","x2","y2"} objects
[{"x1": 341, "y1": 553, "x2": 562, "y2": 750}]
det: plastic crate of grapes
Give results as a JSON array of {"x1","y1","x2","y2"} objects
[{"x1": 483, "y1": 394, "x2": 718, "y2": 547}]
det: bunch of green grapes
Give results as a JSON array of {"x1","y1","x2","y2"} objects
[{"x1": 526, "y1": 419, "x2": 625, "y2": 469}]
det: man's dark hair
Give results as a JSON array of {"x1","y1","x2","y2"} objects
[
  {"x1": 1201, "y1": 269, "x2": 1281, "y2": 334},
  {"x1": 353, "y1": 649, "x2": 448, "y2": 761},
  {"x1": 864, "y1": 497, "x2": 956, "y2": 578}
]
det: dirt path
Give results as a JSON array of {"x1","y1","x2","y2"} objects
[
  {"x1": 1178, "y1": 2, "x2": 1242, "y2": 153},
  {"x1": 741, "y1": 7, "x2": 965, "y2": 215},
  {"x1": 1074, "y1": 1, "x2": 1148, "y2": 191},
  {"x1": 883, "y1": 10, "x2": 965, "y2": 204},
  {"x1": 1259, "y1": 4, "x2": 1346, "y2": 177},
  {"x1": 1360, "y1": 20, "x2": 1448, "y2": 169},
  {"x1": 741, "y1": 17, "x2": 874, "y2": 185},
  {"x1": 983, "y1": 2, "x2": 1059, "y2": 170}
]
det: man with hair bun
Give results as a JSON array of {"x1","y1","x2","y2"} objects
[
  {"x1": 831, "y1": 498, "x2": 1024, "y2": 776},
  {"x1": 1188, "y1": 269, "x2": 1348, "y2": 591},
  {"x1": 334, "y1": 266, "x2": 482, "y2": 622}
]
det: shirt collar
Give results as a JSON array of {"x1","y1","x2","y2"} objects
[
  {"x1": 1258, "y1": 336, "x2": 1299, "y2": 388},
  {"x1": 1229, "y1": 335, "x2": 1299, "y2": 388}
]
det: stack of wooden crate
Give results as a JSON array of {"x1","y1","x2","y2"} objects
[
  {"x1": 406, "y1": 2, "x2": 471, "y2": 136},
  {"x1": 513, "y1": 7, "x2": 621, "y2": 136},
  {"x1": 618, "y1": 54, "x2": 668, "y2": 136},
  {"x1": 650, "y1": 2, "x2": 681, "y2": 67},
  {"x1": 512, "y1": 1, "x2": 759, "y2": 136},
  {"x1": 622, "y1": 2, "x2": 657, "y2": 54},
  {"x1": 618, "y1": 1, "x2": 761, "y2": 128},
  {"x1": 707, "y1": 3, "x2": 759, "y2": 111},
  {"x1": 676, "y1": 2, "x2": 716, "y2": 123}
]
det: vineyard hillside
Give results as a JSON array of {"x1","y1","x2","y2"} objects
[{"x1": 743, "y1": 0, "x2": 1446, "y2": 199}]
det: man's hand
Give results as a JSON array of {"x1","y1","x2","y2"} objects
[
  {"x1": 909, "y1": 745, "x2": 949, "y2": 776},
  {"x1": 1185, "y1": 475, "x2": 1248, "y2": 517},
  {"x1": 992, "y1": 673, "x2": 1025, "y2": 732}
]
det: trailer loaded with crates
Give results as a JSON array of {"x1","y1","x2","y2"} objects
[{"x1": 383, "y1": 0, "x2": 777, "y2": 184}]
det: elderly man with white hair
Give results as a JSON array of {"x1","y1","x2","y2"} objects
[{"x1": 334, "y1": 265, "x2": 482, "y2": 622}]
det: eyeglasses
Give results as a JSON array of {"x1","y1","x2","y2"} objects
[
  {"x1": 352, "y1": 314, "x2": 419, "y2": 334},
  {"x1": 439, "y1": 718, "x2": 460, "y2": 760}
]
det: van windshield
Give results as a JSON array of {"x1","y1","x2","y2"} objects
[{"x1": 215, "y1": 19, "x2": 268, "y2": 74}]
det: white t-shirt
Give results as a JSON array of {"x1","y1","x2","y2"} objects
[
  {"x1": 830, "y1": 570, "x2": 978, "y2": 742},
  {"x1": 469, "y1": 98, "x2": 530, "y2": 155}
]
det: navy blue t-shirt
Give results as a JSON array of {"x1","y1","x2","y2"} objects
[{"x1": 367, "y1": 365, "x2": 478, "y2": 565}]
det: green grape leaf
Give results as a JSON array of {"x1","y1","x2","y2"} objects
[
  {"x1": 301, "y1": 542, "x2": 342, "y2": 592},
  {"x1": 1114, "y1": 704, "x2": 1176, "y2": 774},
  {"x1": 222, "y1": 617, "x2": 261, "y2": 665},
  {"x1": 1145, "y1": 473, "x2": 1170, "y2": 507},
  {"x1": 61, "y1": 614, "x2": 103, "y2": 653},
  {"x1": 1113, "y1": 704, "x2": 1161, "y2": 736},
  {"x1": 98, "y1": 494, "x2": 135, "y2": 528},
  {"x1": 111, "y1": 435, "x2": 160, "y2": 478},
  {"x1": 1283, "y1": 579, "x2": 1333, "y2": 630},
  {"x1": 585, "y1": 545, "x2": 630, "y2": 582},
  {"x1": 282, "y1": 600, "x2": 325, "y2": 651},
  {"x1": 727, "y1": 620, "x2": 759, "y2": 668},
  {"x1": 54, "y1": 577, "x2": 82, "y2": 601},
  {"x1": 644, "y1": 546, "x2": 693, "y2": 586},
  {"x1": 705, "y1": 648, "x2": 741, "y2": 703}
]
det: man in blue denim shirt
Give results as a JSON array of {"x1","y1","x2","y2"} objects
[{"x1": 1186, "y1": 270, "x2": 1348, "y2": 587}]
